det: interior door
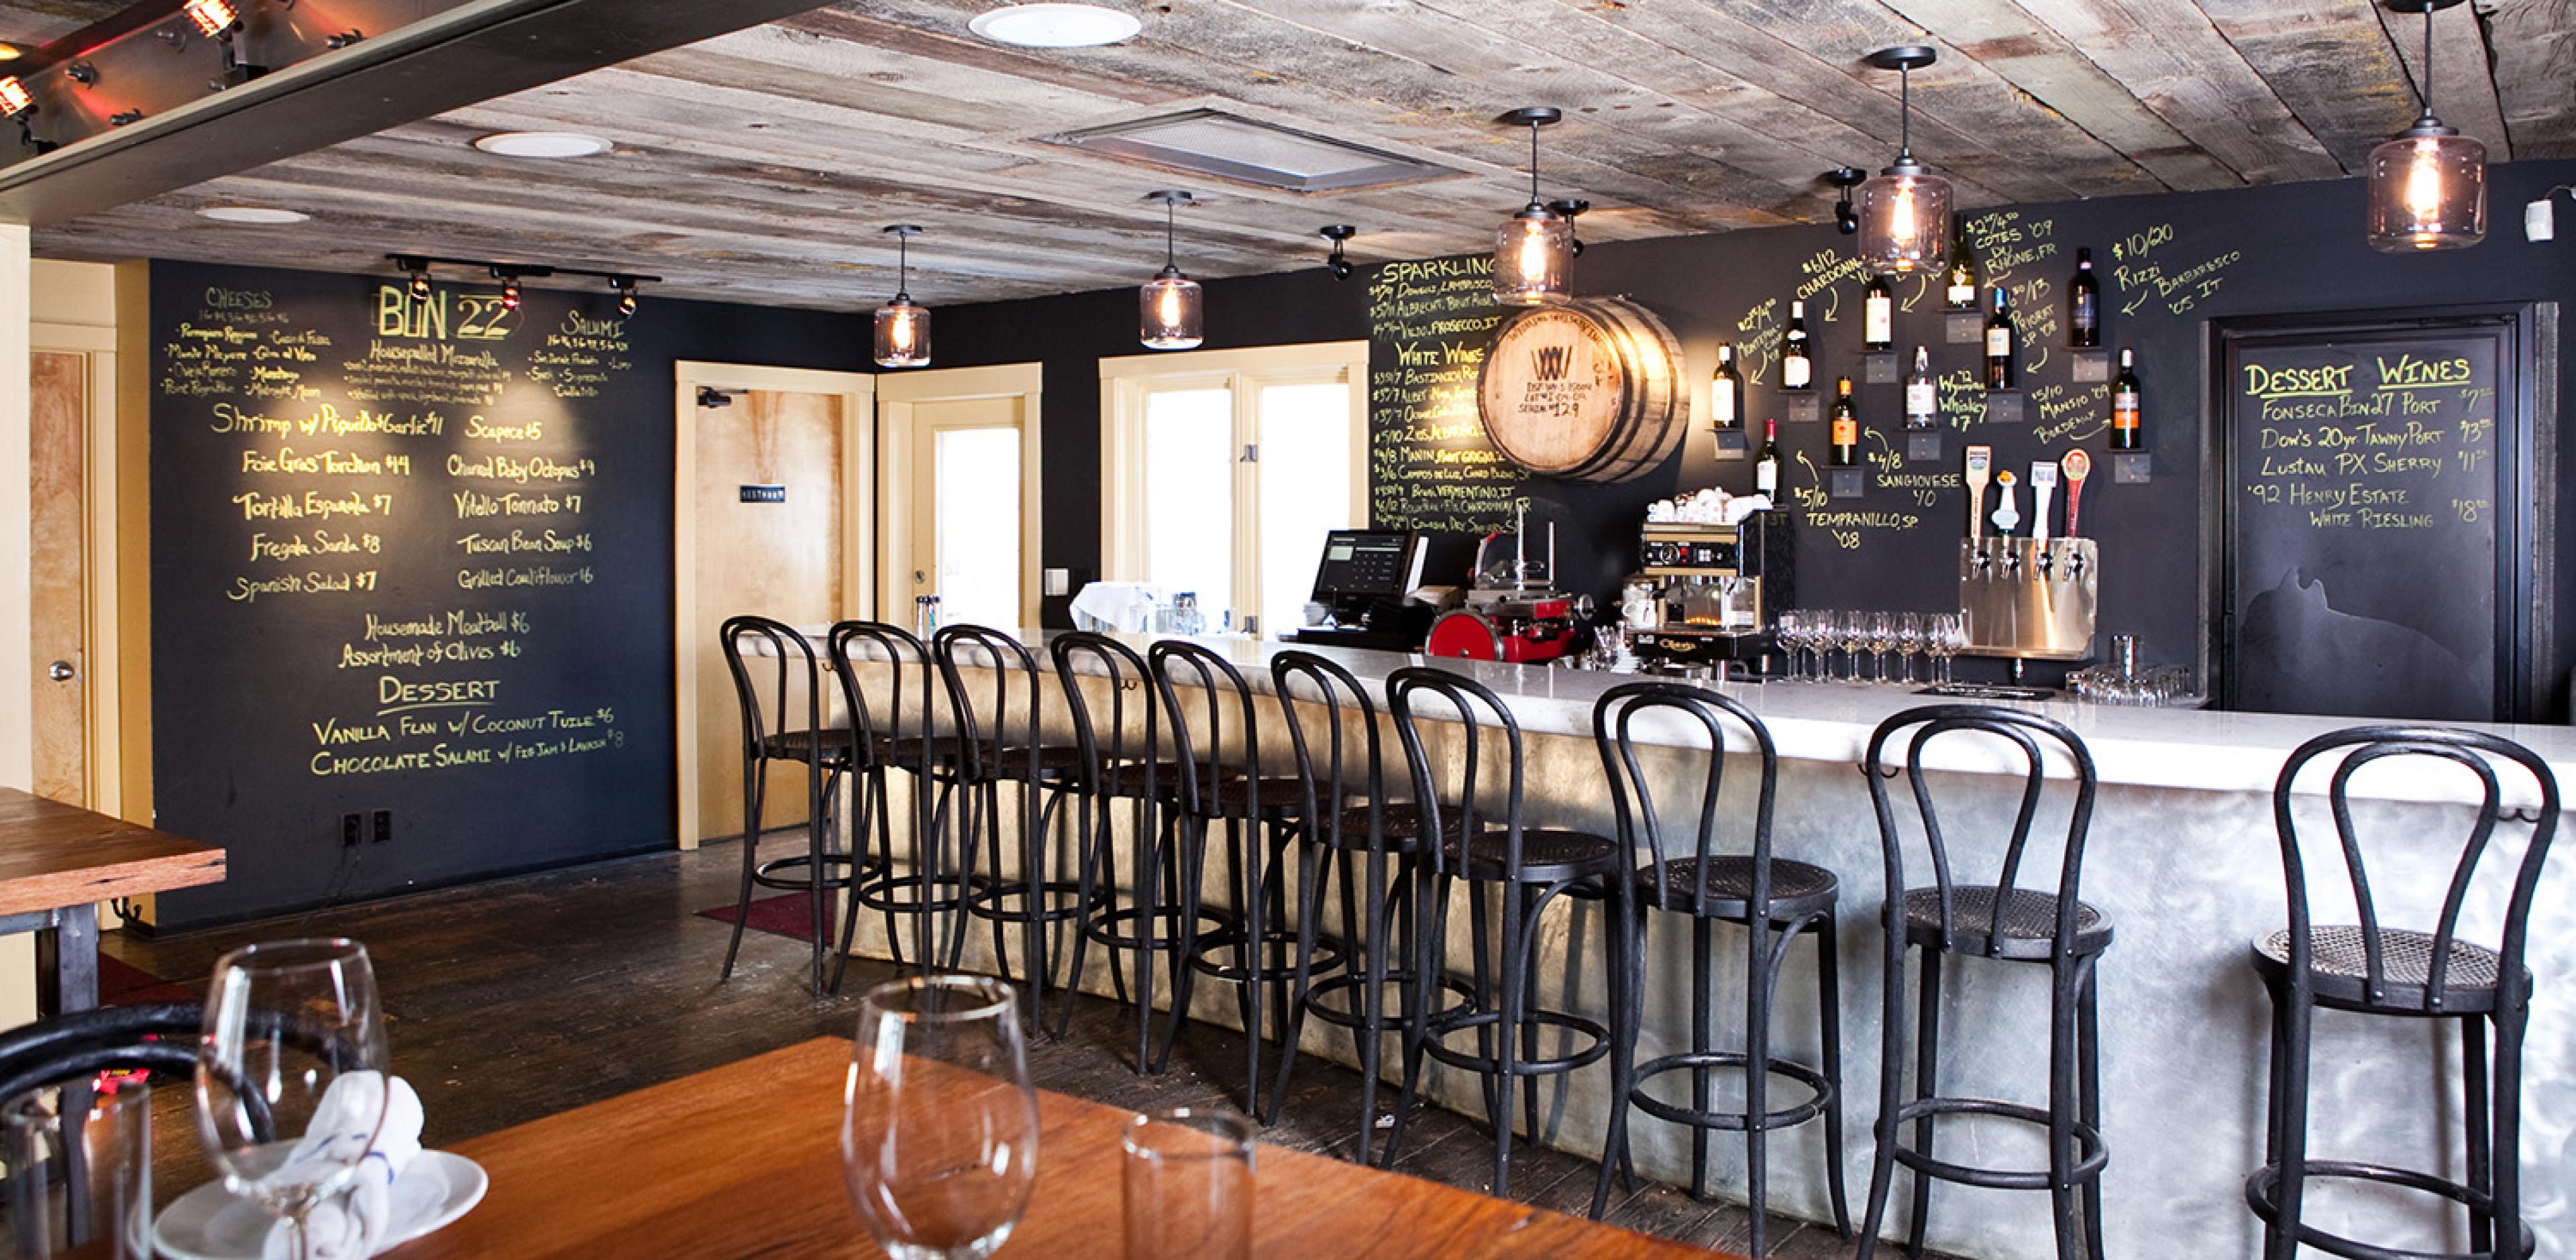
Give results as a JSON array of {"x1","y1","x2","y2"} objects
[
  {"x1": 906, "y1": 396, "x2": 1024, "y2": 631},
  {"x1": 30, "y1": 350, "x2": 89, "y2": 807},
  {"x1": 694, "y1": 388, "x2": 847, "y2": 842}
]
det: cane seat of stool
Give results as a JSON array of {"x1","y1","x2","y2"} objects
[
  {"x1": 760, "y1": 727, "x2": 857, "y2": 764},
  {"x1": 1329, "y1": 801, "x2": 1429, "y2": 852},
  {"x1": 2246, "y1": 725, "x2": 2558, "y2": 1260},
  {"x1": 1442, "y1": 827, "x2": 1625, "y2": 885},
  {"x1": 1903, "y1": 886, "x2": 2112, "y2": 961},
  {"x1": 1858, "y1": 703, "x2": 2110, "y2": 1260},
  {"x1": 1591, "y1": 681, "x2": 1850, "y2": 1259}
]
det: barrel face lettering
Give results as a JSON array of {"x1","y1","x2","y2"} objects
[{"x1": 1474, "y1": 297, "x2": 1684, "y2": 483}]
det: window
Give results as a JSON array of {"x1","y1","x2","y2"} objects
[{"x1": 1101, "y1": 341, "x2": 1369, "y2": 637}]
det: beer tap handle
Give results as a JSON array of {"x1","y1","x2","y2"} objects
[
  {"x1": 2060, "y1": 449, "x2": 2092, "y2": 539},
  {"x1": 1990, "y1": 470, "x2": 2021, "y2": 540},
  {"x1": 1964, "y1": 445, "x2": 1992, "y2": 542},
  {"x1": 2030, "y1": 461, "x2": 2058, "y2": 545}
]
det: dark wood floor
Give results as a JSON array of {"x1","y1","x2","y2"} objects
[{"x1": 107, "y1": 840, "x2": 1923, "y2": 1259}]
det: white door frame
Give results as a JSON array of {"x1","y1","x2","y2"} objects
[
  {"x1": 27, "y1": 322, "x2": 123, "y2": 817},
  {"x1": 671, "y1": 361, "x2": 875, "y2": 850},
  {"x1": 875, "y1": 363, "x2": 1045, "y2": 628}
]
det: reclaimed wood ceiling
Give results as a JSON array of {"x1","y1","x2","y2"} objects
[{"x1": 23, "y1": 0, "x2": 2576, "y2": 310}]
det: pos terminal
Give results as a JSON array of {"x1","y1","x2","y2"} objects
[{"x1": 1282, "y1": 529, "x2": 1436, "y2": 651}]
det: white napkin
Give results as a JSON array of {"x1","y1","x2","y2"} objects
[
  {"x1": 260, "y1": 1073, "x2": 425, "y2": 1260},
  {"x1": 1071, "y1": 581, "x2": 1160, "y2": 632}
]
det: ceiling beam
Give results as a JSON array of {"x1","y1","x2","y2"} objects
[{"x1": 0, "y1": 0, "x2": 837, "y2": 226}]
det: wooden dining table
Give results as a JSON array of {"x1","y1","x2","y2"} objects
[
  {"x1": 0, "y1": 787, "x2": 223, "y2": 1015},
  {"x1": 390, "y1": 1037, "x2": 1727, "y2": 1258}
]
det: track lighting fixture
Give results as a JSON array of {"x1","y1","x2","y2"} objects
[
  {"x1": 394, "y1": 255, "x2": 431, "y2": 301},
  {"x1": 386, "y1": 255, "x2": 651, "y2": 316},
  {"x1": 612, "y1": 276, "x2": 639, "y2": 319},
  {"x1": 0, "y1": 77, "x2": 29, "y2": 120},
  {"x1": 874, "y1": 225, "x2": 931, "y2": 367},
  {"x1": 1550, "y1": 198, "x2": 1591, "y2": 257},
  {"x1": 1319, "y1": 225, "x2": 1356, "y2": 281},
  {"x1": 1139, "y1": 190, "x2": 1203, "y2": 350},
  {"x1": 1856, "y1": 47, "x2": 1952, "y2": 275},
  {"x1": 64, "y1": 62, "x2": 96, "y2": 87},
  {"x1": 183, "y1": 0, "x2": 240, "y2": 37},
  {"x1": 2367, "y1": 0, "x2": 2486, "y2": 251},
  {"x1": 494, "y1": 268, "x2": 523, "y2": 311},
  {"x1": 1491, "y1": 107, "x2": 1573, "y2": 305},
  {"x1": 1827, "y1": 167, "x2": 1866, "y2": 235}
]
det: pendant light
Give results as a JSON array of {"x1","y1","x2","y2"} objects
[
  {"x1": 1491, "y1": 107, "x2": 1573, "y2": 306},
  {"x1": 2367, "y1": 0, "x2": 2485, "y2": 251},
  {"x1": 1139, "y1": 190, "x2": 1203, "y2": 351},
  {"x1": 1855, "y1": 47, "x2": 1952, "y2": 276},
  {"x1": 874, "y1": 225, "x2": 932, "y2": 367}
]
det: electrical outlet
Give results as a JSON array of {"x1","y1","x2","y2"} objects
[
  {"x1": 341, "y1": 813, "x2": 363, "y2": 848},
  {"x1": 371, "y1": 809, "x2": 393, "y2": 844}
]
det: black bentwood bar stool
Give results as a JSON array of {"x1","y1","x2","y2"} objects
[
  {"x1": 1269, "y1": 650, "x2": 1468, "y2": 1157},
  {"x1": 934, "y1": 624, "x2": 1094, "y2": 1036},
  {"x1": 1858, "y1": 704, "x2": 2110, "y2": 1260},
  {"x1": 2248, "y1": 727, "x2": 2560, "y2": 1260},
  {"x1": 1384, "y1": 665, "x2": 1626, "y2": 1196},
  {"x1": 1591, "y1": 681, "x2": 1849, "y2": 1257},
  {"x1": 1152, "y1": 639, "x2": 1327, "y2": 1118},
  {"x1": 1053, "y1": 630, "x2": 1201, "y2": 1061},
  {"x1": 717, "y1": 615, "x2": 869, "y2": 996},
  {"x1": 826, "y1": 620, "x2": 968, "y2": 991}
]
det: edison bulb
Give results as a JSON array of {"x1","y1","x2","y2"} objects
[
  {"x1": 1139, "y1": 268, "x2": 1202, "y2": 350},
  {"x1": 1857, "y1": 165, "x2": 1951, "y2": 275},
  {"x1": 1492, "y1": 208, "x2": 1572, "y2": 306},
  {"x1": 2367, "y1": 127, "x2": 2485, "y2": 252},
  {"x1": 873, "y1": 298, "x2": 930, "y2": 367}
]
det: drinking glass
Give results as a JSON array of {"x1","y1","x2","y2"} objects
[
  {"x1": 843, "y1": 975, "x2": 1039, "y2": 1260},
  {"x1": 1864, "y1": 612, "x2": 1895, "y2": 683},
  {"x1": 5, "y1": 1078, "x2": 152, "y2": 1257},
  {"x1": 1937, "y1": 614, "x2": 1968, "y2": 684},
  {"x1": 1774, "y1": 610, "x2": 1806, "y2": 681},
  {"x1": 196, "y1": 939, "x2": 390, "y2": 1260},
  {"x1": 1837, "y1": 612, "x2": 1868, "y2": 683},
  {"x1": 1122, "y1": 1108, "x2": 1254, "y2": 1260},
  {"x1": 1894, "y1": 613, "x2": 1925, "y2": 685}
]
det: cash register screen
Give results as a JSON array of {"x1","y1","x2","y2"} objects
[{"x1": 1309, "y1": 530, "x2": 1417, "y2": 601}]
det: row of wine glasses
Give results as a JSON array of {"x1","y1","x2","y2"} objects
[{"x1": 1774, "y1": 610, "x2": 1967, "y2": 685}]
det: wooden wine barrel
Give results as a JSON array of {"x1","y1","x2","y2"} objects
[{"x1": 1474, "y1": 296, "x2": 1686, "y2": 483}]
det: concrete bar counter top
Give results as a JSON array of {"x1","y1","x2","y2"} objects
[{"x1": 835, "y1": 628, "x2": 2575, "y2": 1259}]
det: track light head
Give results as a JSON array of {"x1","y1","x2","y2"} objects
[
  {"x1": 611, "y1": 275, "x2": 639, "y2": 318},
  {"x1": 1319, "y1": 225, "x2": 1357, "y2": 281},
  {"x1": 492, "y1": 267, "x2": 522, "y2": 310}
]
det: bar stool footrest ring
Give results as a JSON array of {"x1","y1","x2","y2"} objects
[
  {"x1": 1883, "y1": 1096, "x2": 2108, "y2": 1190},
  {"x1": 961, "y1": 878, "x2": 1099, "y2": 926},
  {"x1": 1300, "y1": 970, "x2": 1477, "y2": 1031},
  {"x1": 1629, "y1": 1050, "x2": 1836, "y2": 1133},
  {"x1": 1189, "y1": 931, "x2": 1349, "y2": 986},
  {"x1": 2245, "y1": 1159, "x2": 2534, "y2": 1260},
  {"x1": 1081, "y1": 904, "x2": 1237, "y2": 954},
  {"x1": 1421, "y1": 1008, "x2": 1611, "y2": 1077},
  {"x1": 851, "y1": 871, "x2": 975, "y2": 916}
]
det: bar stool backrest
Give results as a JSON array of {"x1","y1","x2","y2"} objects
[
  {"x1": 932, "y1": 624, "x2": 1049, "y2": 785},
  {"x1": 2273, "y1": 725, "x2": 2561, "y2": 1011},
  {"x1": 1273, "y1": 650, "x2": 1392, "y2": 852},
  {"x1": 1595, "y1": 681, "x2": 1778, "y2": 917},
  {"x1": 1150, "y1": 640, "x2": 1269, "y2": 818},
  {"x1": 721, "y1": 615, "x2": 829, "y2": 762},
  {"x1": 1052, "y1": 631, "x2": 1162, "y2": 795},
  {"x1": 826, "y1": 620, "x2": 945, "y2": 774},
  {"x1": 1387, "y1": 666, "x2": 1526, "y2": 878},
  {"x1": 1862, "y1": 703, "x2": 2098, "y2": 963}
]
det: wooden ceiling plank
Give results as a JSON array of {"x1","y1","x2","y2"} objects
[
  {"x1": 1705, "y1": 0, "x2": 2223, "y2": 194},
  {"x1": 1548, "y1": 0, "x2": 2155, "y2": 202},
  {"x1": 2367, "y1": 0, "x2": 2515, "y2": 157},
  {"x1": 1882, "y1": 0, "x2": 2337, "y2": 185},
  {"x1": 2483, "y1": 0, "x2": 2576, "y2": 158}
]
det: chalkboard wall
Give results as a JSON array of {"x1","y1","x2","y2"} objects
[
  {"x1": 934, "y1": 159, "x2": 2576, "y2": 713},
  {"x1": 148, "y1": 260, "x2": 865, "y2": 929}
]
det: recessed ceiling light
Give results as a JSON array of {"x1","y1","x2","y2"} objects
[
  {"x1": 197, "y1": 205, "x2": 311, "y2": 225},
  {"x1": 472, "y1": 131, "x2": 611, "y2": 159},
  {"x1": 967, "y1": 3, "x2": 1141, "y2": 48}
]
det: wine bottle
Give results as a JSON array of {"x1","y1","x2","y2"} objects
[
  {"x1": 1904, "y1": 345, "x2": 1937, "y2": 431},
  {"x1": 2069, "y1": 246, "x2": 2101, "y2": 348},
  {"x1": 1829, "y1": 378, "x2": 1859, "y2": 466},
  {"x1": 1781, "y1": 300, "x2": 1813, "y2": 390},
  {"x1": 1984, "y1": 286, "x2": 2017, "y2": 390},
  {"x1": 1754, "y1": 419, "x2": 1783, "y2": 494},
  {"x1": 1711, "y1": 343, "x2": 1743, "y2": 432},
  {"x1": 2111, "y1": 347, "x2": 2142, "y2": 451},
  {"x1": 1863, "y1": 274, "x2": 1894, "y2": 352},
  {"x1": 1945, "y1": 221, "x2": 1980, "y2": 310}
]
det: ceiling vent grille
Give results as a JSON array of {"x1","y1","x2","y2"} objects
[{"x1": 1050, "y1": 109, "x2": 1454, "y2": 192}]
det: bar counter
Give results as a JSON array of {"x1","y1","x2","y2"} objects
[{"x1": 844, "y1": 628, "x2": 2575, "y2": 1259}]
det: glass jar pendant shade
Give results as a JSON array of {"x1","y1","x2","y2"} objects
[
  {"x1": 1857, "y1": 48, "x2": 1951, "y2": 276},
  {"x1": 873, "y1": 225, "x2": 932, "y2": 367},
  {"x1": 1492, "y1": 107, "x2": 1573, "y2": 306},
  {"x1": 2367, "y1": 0, "x2": 2485, "y2": 251},
  {"x1": 1140, "y1": 191, "x2": 1203, "y2": 349}
]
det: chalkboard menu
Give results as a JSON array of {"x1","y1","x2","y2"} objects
[
  {"x1": 2218, "y1": 312, "x2": 2545, "y2": 722},
  {"x1": 150, "y1": 262, "x2": 671, "y2": 927},
  {"x1": 1365, "y1": 256, "x2": 1527, "y2": 532}
]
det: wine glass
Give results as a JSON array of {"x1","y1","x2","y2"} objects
[
  {"x1": 1774, "y1": 610, "x2": 1807, "y2": 681},
  {"x1": 843, "y1": 975, "x2": 1040, "y2": 1260},
  {"x1": 1864, "y1": 612, "x2": 1896, "y2": 683},
  {"x1": 196, "y1": 939, "x2": 390, "y2": 1260},
  {"x1": 1936, "y1": 614, "x2": 1968, "y2": 684},
  {"x1": 1836, "y1": 612, "x2": 1868, "y2": 683},
  {"x1": 1894, "y1": 613, "x2": 1925, "y2": 685}
]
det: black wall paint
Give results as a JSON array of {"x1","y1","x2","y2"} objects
[
  {"x1": 146, "y1": 260, "x2": 868, "y2": 929},
  {"x1": 930, "y1": 162, "x2": 2576, "y2": 710}
]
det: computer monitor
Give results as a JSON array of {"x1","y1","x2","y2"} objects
[{"x1": 1309, "y1": 529, "x2": 1420, "y2": 603}]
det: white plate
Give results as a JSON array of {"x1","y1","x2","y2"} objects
[{"x1": 154, "y1": 1151, "x2": 488, "y2": 1260}]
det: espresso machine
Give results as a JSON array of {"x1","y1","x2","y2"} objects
[{"x1": 1626, "y1": 511, "x2": 1793, "y2": 677}]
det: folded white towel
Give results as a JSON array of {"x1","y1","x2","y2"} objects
[
  {"x1": 261, "y1": 1073, "x2": 425, "y2": 1260},
  {"x1": 1071, "y1": 581, "x2": 1161, "y2": 632}
]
